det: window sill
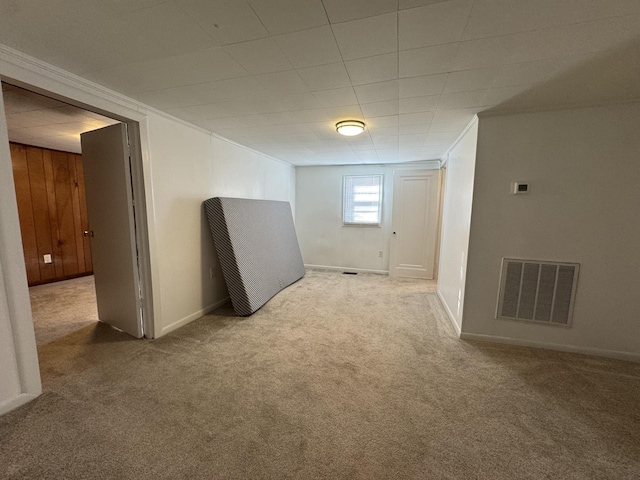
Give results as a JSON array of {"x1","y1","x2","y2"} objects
[{"x1": 342, "y1": 223, "x2": 382, "y2": 228}]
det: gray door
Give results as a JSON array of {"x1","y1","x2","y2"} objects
[{"x1": 80, "y1": 124, "x2": 142, "y2": 337}]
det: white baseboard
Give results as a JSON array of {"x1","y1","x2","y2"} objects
[
  {"x1": 436, "y1": 289, "x2": 461, "y2": 337},
  {"x1": 0, "y1": 393, "x2": 38, "y2": 416},
  {"x1": 159, "y1": 297, "x2": 230, "y2": 338},
  {"x1": 305, "y1": 264, "x2": 389, "y2": 275},
  {"x1": 460, "y1": 332, "x2": 640, "y2": 363}
]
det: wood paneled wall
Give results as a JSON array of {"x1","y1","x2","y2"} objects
[{"x1": 10, "y1": 143, "x2": 92, "y2": 286}]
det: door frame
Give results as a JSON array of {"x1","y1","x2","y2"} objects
[
  {"x1": 0, "y1": 72, "x2": 155, "y2": 409},
  {"x1": 3, "y1": 79, "x2": 154, "y2": 337},
  {"x1": 0, "y1": 42, "x2": 166, "y2": 411}
]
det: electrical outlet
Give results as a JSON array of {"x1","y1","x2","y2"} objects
[
  {"x1": 43, "y1": 254, "x2": 52, "y2": 264},
  {"x1": 378, "y1": 250, "x2": 383, "y2": 258}
]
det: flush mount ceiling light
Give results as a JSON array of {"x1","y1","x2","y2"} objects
[{"x1": 336, "y1": 120, "x2": 365, "y2": 136}]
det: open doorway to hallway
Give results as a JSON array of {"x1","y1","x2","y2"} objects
[{"x1": 3, "y1": 82, "x2": 132, "y2": 347}]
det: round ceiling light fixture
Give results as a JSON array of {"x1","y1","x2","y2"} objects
[{"x1": 336, "y1": 120, "x2": 365, "y2": 136}]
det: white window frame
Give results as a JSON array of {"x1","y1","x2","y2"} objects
[{"x1": 342, "y1": 174, "x2": 383, "y2": 226}]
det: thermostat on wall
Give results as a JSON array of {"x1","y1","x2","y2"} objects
[{"x1": 511, "y1": 182, "x2": 529, "y2": 195}]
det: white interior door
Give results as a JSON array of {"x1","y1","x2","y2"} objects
[
  {"x1": 80, "y1": 124, "x2": 142, "y2": 338},
  {"x1": 389, "y1": 169, "x2": 440, "y2": 279}
]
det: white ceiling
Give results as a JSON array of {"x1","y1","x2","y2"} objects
[
  {"x1": 2, "y1": 83, "x2": 120, "y2": 153},
  {"x1": 1, "y1": 0, "x2": 639, "y2": 165}
]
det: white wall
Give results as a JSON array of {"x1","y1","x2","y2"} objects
[
  {"x1": 146, "y1": 114, "x2": 295, "y2": 336},
  {"x1": 436, "y1": 119, "x2": 478, "y2": 334},
  {"x1": 462, "y1": 103, "x2": 640, "y2": 361},
  {"x1": 296, "y1": 162, "x2": 438, "y2": 274}
]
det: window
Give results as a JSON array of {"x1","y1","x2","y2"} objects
[{"x1": 343, "y1": 175, "x2": 383, "y2": 226}]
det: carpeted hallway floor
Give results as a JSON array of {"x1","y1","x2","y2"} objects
[
  {"x1": 1, "y1": 269, "x2": 639, "y2": 479},
  {"x1": 29, "y1": 275, "x2": 98, "y2": 346}
]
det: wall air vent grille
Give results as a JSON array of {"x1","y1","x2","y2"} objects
[{"x1": 497, "y1": 258, "x2": 579, "y2": 326}]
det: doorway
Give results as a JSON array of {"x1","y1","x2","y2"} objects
[
  {"x1": 2, "y1": 82, "x2": 152, "y2": 347},
  {"x1": 389, "y1": 169, "x2": 441, "y2": 279}
]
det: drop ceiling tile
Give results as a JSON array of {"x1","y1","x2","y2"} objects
[
  {"x1": 168, "y1": 101, "x2": 252, "y2": 122},
  {"x1": 345, "y1": 53, "x2": 398, "y2": 85},
  {"x1": 324, "y1": 105, "x2": 365, "y2": 120},
  {"x1": 443, "y1": 67, "x2": 498, "y2": 93},
  {"x1": 399, "y1": 111, "x2": 434, "y2": 126},
  {"x1": 375, "y1": 148, "x2": 400, "y2": 157},
  {"x1": 247, "y1": 0, "x2": 328, "y2": 35},
  {"x1": 453, "y1": 36, "x2": 515, "y2": 71},
  {"x1": 399, "y1": 133, "x2": 428, "y2": 146},
  {"x1": 369, "y1": 125, "x2": 399, "y2": 137},
  {"x1": 354, "y1": 154, "x2": 380, "y2": 162},
  {"x1": 332, "y1": 13, "x2": 397, "y2": 60},
  {"x1": 256, "y1": 70, "x2": 309, "y2": 95},
  {"x1": 297, "y1": 63, "x2": 352, "y2": 90},
  {"x1": 85, "y1": 47, "x2": 250, "y2": 94},
  {"x1": 399, "y1": 0, "x2": 454, "y2": 9},
  {"x1": 360, "y1": 100, "x2": 400, "y2": 118},
  {"x1": 491, "y1": 56, "x2": 589, "y2": 88},
  {"x1": 399, "y1": 123, "x2": 430, "y2": 134},
  {"x1": 176, "y1": 0, "x2": 268, "y2": 45},
  {"x1": 399, "y1": 95, "x2": 438, "y2": 113},
  {"x1": 312, "y1": 87, "x2": 358, "y2": 107},
  {"x1": 372, "y1": 135, "x2": 399, "y2": 147},
  {"x1": 399, "y1": 0, "x2": 473, "y2": 50},
  {"x1": 355, "y1": 81, "x2": 399, "y2": 104},
  {"x1": 115, "y1": 2, "x2": 217, "y2": 62},
  {"x1": 134, "y1": 76, "x2": 268, "y2": 109},
  {"x1": 236, "y1": 115, "x2": 276, "y2": 127},
  {"x1": 419, "y1": 146, "x2": 447, "y2": 158},
  {"x1": 463, "y1": 0, "x2": 640, "y2": 41},
  {"x1": 399, "y1": 43, "x2": 459, "y2": 77},
  {"x1": 231, "y1": 97, "x2": 285, "y2": 116},
  {"x1": 323, "y1": 0, "x2": 397, "y2": 23},
  {"x1": 275, "y1": 26, "x2": 343, "y2": 68},
  {"x1": 198, "y1": 117, "x2": 248, "y2": 131},
  {"x1": 276, "y1": 93, "x2": 324, "y2": 111},
  {"x1": 504, "y1": 15, "x2": 640, "y2": 64},
  {"x1": 366, "y1": 115, "x2": 399, "y2": 128},
  {"x1": 437, "y1": 90, "x2": 489, "y2": 109},
  {"x1": 428, "y1": 121, "x2": 470, "y2": 132},
  {"x1": 424, "y1": 131, "x2": 459, "y2": 145},
  {"x1": 267, "y1": 108, "x2": 331, "y2": 124},
  {"x1": 399, "y1": 74, "x2": 448, "y2": 98},
  {"x1": 225, "y1": 38, "x2": 292, "y2": 74},
  {"x1": 432, "y1": 107, "x2": 477, "y2": 124}
]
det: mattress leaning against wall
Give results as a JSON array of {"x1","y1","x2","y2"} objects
[{"x1": 204, "y1": 197, "x2": 305, "y2": 316}]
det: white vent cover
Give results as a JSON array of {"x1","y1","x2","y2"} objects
[{"x1": 497, "y1": 258, "x2": 579, "y2": 326}]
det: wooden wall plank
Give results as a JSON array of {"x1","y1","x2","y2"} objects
[
  {"x1": 25, "y1": 146, "x2": 56, "y2": 283},
  {"x1": 43, "y1": 149, "x2": 64, "y2": 279},
  {"x1": 51, "y1": 150, "x2": 79, "y2": 277},
  {"x1": 70, "y1": 154, "x2": 87, "y2": 273},
  {"x1": 10, "y1": 143, "x2": 41, "y2": 284}
]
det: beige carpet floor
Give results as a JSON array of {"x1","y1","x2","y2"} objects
[
  {"x1": 1, "y1": 269, "x2": 639, "y2": 479},
  {"x1": 29, "y1": 275, "x2": 98, "y2": 346}
]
